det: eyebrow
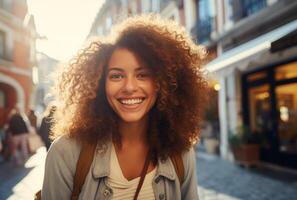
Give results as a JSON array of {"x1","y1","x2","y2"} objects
[
  {"x1": 107, "y1": 66, "x2": 148, "y2": 72},
  {"x1": 107, "y1": 67, "x2": 124, "y2": 72}
]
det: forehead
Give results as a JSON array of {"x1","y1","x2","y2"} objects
[{"x1": 108, "y1": 48, "x2": 147, "y2": 71}]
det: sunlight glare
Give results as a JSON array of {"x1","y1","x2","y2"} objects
[{"x1": 27, "y1": 0, "x2": 104, "y2": 61}]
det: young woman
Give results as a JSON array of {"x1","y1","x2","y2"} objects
[{"x1": 41, "y1": 15, "x2": 207, "y2": 200}]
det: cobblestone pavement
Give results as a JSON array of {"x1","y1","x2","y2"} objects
[
  {"x1": 196, "y1": 151, "x2": 297, "y2": 200},
  {"x1": 0, "y1": 148, "x2": 46, "y2": 200},
  {"x1": 1, "y1": 147, "x2": 297, "y2": 200}
]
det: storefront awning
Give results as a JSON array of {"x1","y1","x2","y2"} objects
[{"x1": 206, "y1": 19, "x2": 297, "y2": 73}]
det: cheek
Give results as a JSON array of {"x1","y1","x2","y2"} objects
[
  {"x1": 105, "y1": 81, "x2": 116, "y2": 104},
  {"x1": 147, "y1": 82, "x2": 159, "y2": 100}
]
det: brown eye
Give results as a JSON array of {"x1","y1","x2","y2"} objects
[
  {"x1": 109, "y1": 73, "x2": 124, "y2": 80},
  {"x1": 137, "y1": 71, "x2": 152, "y2": 80},
  {"x1": 137, "y1": 73, "x2": 148, "y2": 78}
]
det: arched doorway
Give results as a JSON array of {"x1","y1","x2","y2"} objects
[{"x1": 0, "y1": 74, "x2": 25, "y2": 126}]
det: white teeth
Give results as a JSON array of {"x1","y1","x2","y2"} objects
[{"x1": 120, "y1": 98, "x2": 143, "y2": 105}]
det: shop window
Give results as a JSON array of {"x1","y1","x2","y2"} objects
[
  {"x1": 275, "y1": 62, "x2": 297, "y2": 81},
  {"x1": 0, "y1": 90, "x2": 5, "y2": 108},
  {"x1": 0, "y1": 30, "x2": 5, "y2": 58},
  {"x1": 248, "y1": 84, "x2": 272, "y2": 133},
  {"x1": 247, "y1": 71, "x2": 267, "y2": 82},
  {"x1": 276, "y1": 83, "x2": 297, "y2": 154}
]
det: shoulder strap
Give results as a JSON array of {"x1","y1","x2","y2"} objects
[
  {"x1": 71, "y1": 141, "x2": 97, "y2": 200},
  {"x1": 170, "y1": 153, "x2": 184, "y2": 186}
]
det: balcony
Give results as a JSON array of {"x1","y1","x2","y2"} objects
[
  {"x1": 219, "y1": 0, "x2": 297, "y2": 51},
  {"x1": 232, "y1": 0, "x2": 267, "y2": 22},
  {"x1": 193, "y1": 16, "x2": 214, "y2": 44}
]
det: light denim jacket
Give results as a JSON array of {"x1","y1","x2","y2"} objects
[{"x1": 41, "y1": 135, "x2": 199, "y2": 200}]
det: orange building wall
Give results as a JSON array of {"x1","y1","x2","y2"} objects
[
  {"x1": 12, "y1": 0, "x2": 27, "y2": 19},
  {"x1": 0, "y1": 0, "x2": 32, "y2": 126},
  {"x1": 13, "y1": 40, "x2": 30, "y2": 68}
]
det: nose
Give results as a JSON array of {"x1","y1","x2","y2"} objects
[{"x1": 123, "y1": 76, "x2": 138, "y2": 93}]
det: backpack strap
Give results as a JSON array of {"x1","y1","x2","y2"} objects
[
  {"x1": 170, "y1": 153, "x2": 184, "y2": 186},
  {"x1": 71, "y1": 141, "x2": 97, "y2": 200}
]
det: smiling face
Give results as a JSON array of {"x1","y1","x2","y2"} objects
[{"x1": 105, "y1": 48, "x2": 158, "y2": 124}]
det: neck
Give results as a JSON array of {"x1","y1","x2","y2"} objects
[{"x1": 118, "y1": 116, "x2": 149, "y2": 145}]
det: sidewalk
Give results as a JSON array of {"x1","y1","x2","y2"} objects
[
  {"x1": 196, "y1": 151, "x2": 297, "y2": 200},
  {"x1": 1, "y1": 147, "x2": 297, "y2": 200},
  {"x1": 0, "y1": 148, "x2": 46, "y2": 200}
]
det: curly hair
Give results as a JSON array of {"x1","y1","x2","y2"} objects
[{"x1": 52, "y1": 14, "x2": 207, "y2": 158}]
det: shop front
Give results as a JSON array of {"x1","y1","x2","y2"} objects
[{"x1": 242, "y1": 59, "x2": 297, "y2": 169}]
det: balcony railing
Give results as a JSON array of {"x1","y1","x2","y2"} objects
[
  {"x1": 232, "y1": 0, "x2": 267, "y2": 22},
  {"x1": 195, "y1": 16, "x2": 214, "y2": 44}
]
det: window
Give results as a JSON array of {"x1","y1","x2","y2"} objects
[
  {"x1": 0, "y1": 90, "x2": 5, "y2": 108},
  {"x1": 105, "y1": 17, "x2": 112, "y2": 30},
  {"x1": 275, "y1": 62, "x2": 297, "y2": 81},
  {"x1": 151, "y1": 0, "x2": 160, "y2": 12},
  {"x1": 197, "y1": 0, "x2": 216, "y2": 43},
  {"x1": 243, "y1": 0, "x2": 266, "y2": 16},
  {"x1": 231, "y1": 0, "x2": 267, "y2": 21},
  {"x1": 276, "y1": 83, "x2": 297, "y2": 154},
  {"x1": 0, "y1": 30, "x2": 5, "y2": 58},
  {"x1": 141, "y1": 0, "x2": 151, "y2": 13},
  {"x1": 248, "y1": 84, "x2": 272, "y2": 133},
  {"x1": 247, "y1": 71, "x2": 267, "y2": 82}
]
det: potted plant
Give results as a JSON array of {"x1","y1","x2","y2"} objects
[
  {"x1": 228, "y1": 126, "x2": 261, "y2": 167},
  {"x1": 201, "y1": 88, "x2": 220, "y2": 154}
]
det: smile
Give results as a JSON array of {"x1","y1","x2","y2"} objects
[{"x1": 118, "y1": 98, "x2": 145, "y2": 105}]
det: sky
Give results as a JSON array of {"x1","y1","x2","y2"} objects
[{"x1": 27, "y1": 0, "x2": 104, "y2": 62}]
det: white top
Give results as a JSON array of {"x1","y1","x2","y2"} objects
[{"x1": 107, "y1": 144, "x2": 156, "y2": 200}]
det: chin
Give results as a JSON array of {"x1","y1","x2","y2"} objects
[{"x1": 118, "y1": 113, "x2": 147, "y2": 124}]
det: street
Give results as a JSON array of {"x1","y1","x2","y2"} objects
[
  {"x1": 0, "y1": 147, "x2": 297, "y2": 200},
  {"x1": 197, "y1": 152, "x2": 297, "y2": 200},
  {"x1": 0, "y1": 148, "x2": 45, "y2": 200}
]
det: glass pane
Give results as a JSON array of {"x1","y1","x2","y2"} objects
[
  {"x1": 247, "y1": 71, "x2": 267, "y2": 82},
  {"x1": 0, "y1": 90, "x2": 4, "y2": 107},
  {"x1": 275, "y1": 62, "x2": 297, "y2": 80},
  {"x1": 0, "y1": 32, "x2": 4, "y2": 57},
  {"x1": 276, "y1": 83, "x2": 297, "y2": 154},
  {"x1": 249, "y1": 84, "x2": 272, "y2": 133}
]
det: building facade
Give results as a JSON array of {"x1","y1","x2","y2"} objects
[
  {"x1": 34, "y1": 52, "x2": 58, "y2": 114},
  {"x1": 88, "y1": 0, "x2": 186, "y2": 38},
  {"x1": 200, "y1": 0, "x2": 297, "y2": 169},
  {"x1": 0, "y1": 0, "x2": 37, "y2": 126},
  {"x1": 87, "y1": 0, "x2": 297, "y2": 169}
]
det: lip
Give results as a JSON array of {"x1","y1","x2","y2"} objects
[{"x1": 116, "y1": 97, "x2": 146, "y2": 111}]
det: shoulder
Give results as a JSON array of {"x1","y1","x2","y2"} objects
[
  {"x1": 181, "y1": 147, "x2": 196, "y2": 164},
  {"x1": 42, "y1": 135, "x2": 82, "y2": 198},
  {"x1": 51, "y1": 134, "x2": 80, "y2": 148},
  {"x1": 181, "y1": 147, "x2": 196, "y2": 174},
  {"x1": 49, "y1": 135, "x2": 82, "y2": 154},
  {"x1": 46, "y1": 135, "x2": 82, "y2": 168}
]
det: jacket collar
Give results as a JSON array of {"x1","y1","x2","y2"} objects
[
  {"x1": 155, "y1": 156, "x2": 176, "y2": 181},
  {"x1": 92, "y1": 141, "x2": 176, "y2": 181},
  {"x1": 92, "y1": 141, "x2": 112, "y2": 179}
]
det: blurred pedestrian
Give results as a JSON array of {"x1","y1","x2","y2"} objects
[
  {"x1": 8, "y1": 107, "x2": 29, "y2": 166},
  {"x1": 41, "y1": 15, "x2": 207, "y2": 199},
  {"x1": 38, "y1": 104, "x2": 56, "y2": 150},
  {"x1": 28, "y1": 109, "x2": 37, "y2": 129},
  {"x1": 0, "y1": 123, "x2": 13, "y2": 161},
  {"x1": 0, "y1": 127, "x2": 3, "y2": 155}
]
